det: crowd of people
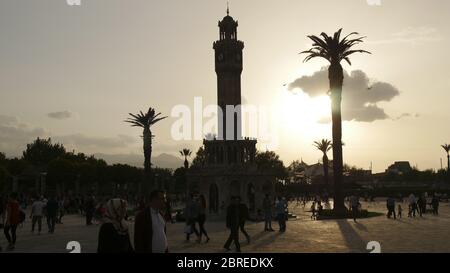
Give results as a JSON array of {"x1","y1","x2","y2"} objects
[
  {"x1": 0, "y1": 189, "x2": 447, "y2": 253},
  {"x1": 386, "y1": 193, "x2": 440, "y2": 219}
]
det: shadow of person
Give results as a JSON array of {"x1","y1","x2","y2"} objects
[
  {"x1": 353, "y1": 222, "x2": 368, "y2": 232},
  {"x1": 337, "y1": 220, "x2": 367, "y2": 253}
]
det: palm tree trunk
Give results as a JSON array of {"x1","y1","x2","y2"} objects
[
  {"x1": 323, "y1": 155, "x2": 329, "y2": 192},
  {"x1": 329, "y1": 63, "x2": 346, "y2": 216},
  {"x1": 184, "y1": 157, "x2": 189, "y2": 169},
  {"x1": 143, "y1": 127, "x2": 153, "y2": 192}
]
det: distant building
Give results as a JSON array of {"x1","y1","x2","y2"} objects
[{"x1": 386, "y1": 161, "x2": 412, "y2": 175}]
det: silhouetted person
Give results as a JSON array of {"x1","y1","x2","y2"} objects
[
  {"x1": 46, "y1": 196, "x2": 59, "y2": 233},
  {"x1": 164, "y1": 197, "x2": 173, "y2": 223},
  {"x1": 85, "y1": 195, "x2": 95, "y2": 225},
  {"x1": 397, "y1": 204, "x2": 402, "y2": 218},
  {"x1": 276, "y1": 196, "x2": 287, "y2": 232},
  {"x1": 224, "y1": 197, "x2": 241, "y2": 252},
  {"x1": 184, "y1": 194, "x2": 200, "y2": 241},
  {"x1": 237, "y1": 197, "x2": 250, "y2": 244},
  {"x1": 409, "y1": 194, "x2": 418, "y2": 217},
  {"x1": 197, "y1": 195, "x2": 210, "y2": 243},
  {"x1": 349, "y1": 194, "x2": 360, "y2": 222},
  {"x1": 431, "y1": 195, "x2": 439, "y2": 215},
  {"x1": 134, "y1": 190, "x2": 168, "y2": 253},
  {"x1": 97, "y1": 199, "x2": 133, "y2": 253},
  {"x1": 417, "y1": 196, "x2": 425, "y2": 217},
  {"x1": 386, "y1": 197, "x2": 396, "y2": 219},
  {"x1": 30, "y1": 196, "x2": 45, "y2": 234},
  {"x1": 263, "y1": 194, "x2": 274, "y2": 231},
  {"x1": 4, "y1": 193, "x2": 20, "y2": 251}
]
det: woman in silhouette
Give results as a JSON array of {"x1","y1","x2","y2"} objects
[{"x1": 197, "y1": 195, "x2": 210, "y2": 243}]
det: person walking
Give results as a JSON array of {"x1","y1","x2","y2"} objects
[
  {"x1": 224, "y1": 196, "x2": 241, "y2": 252},
  {"x1": 310, "y1": 201, "x2": 316, "y2": 220},
  {"x1": 46, "y1": 196, "x2": 59, "y2": 234},
  {"x1": 237, "y1": 197, "x2": 251, "y2": 243},
  {"x1": 397, "y1": 204, "x2": 403, "y2": 218},
  {"x1": 431, "y1": 195, "x2": 439, "y2": 215},
  {"x1": 349, "y1": 194, "x2": 360, "y2": 222},
  {"x1": 197, "y1": 195, "x2": 210, "y2": 243},
  {"x1": 30, "y1": 196, "x2": 46, "y2": 234},
  {"x1": 184, "y1": 194, "x2": 200, "y2": 242},
  {"x1": 97, "y1": 198, "x2": 134, "y2": 253},
  {"x1": 85, "y1": 195, "x2": 95, "y2": 226},
  {"x1": 275, "y1": 196, "x2": 287, "y2": 232},
  {"x1": 386, "y1": 197, "x2": 396, "y2": 219},
  {"x1": 263, "y1": 194, "x2": 274, "y2": 232},
  {"x1": 409, "y1": 194, "x2": 418, "y2": 217},
  {"x1": 134, "y1": 190, "x2": 169, "y2": 253},
  {"x1": 3, "y1": 193, "x2": 21, "y2": 251}
]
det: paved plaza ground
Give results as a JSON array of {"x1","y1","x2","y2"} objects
[{"x1": 1, "y1": 200, "x2": 450, "y2": 253}]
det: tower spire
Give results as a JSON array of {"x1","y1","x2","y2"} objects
[{"x1": 227, "y1": 1, "x2": 229, "y2": 15}]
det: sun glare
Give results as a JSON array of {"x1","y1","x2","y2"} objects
[{"x1": 278, "y1": 88, "x2": 331, "y2": 139}]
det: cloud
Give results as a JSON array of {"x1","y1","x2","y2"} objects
[
  {"x1": 54, "y1": 134, "x2": 137, "y2": 151},
  {"x1": 370, "y1": 26, "x2": 443, "y2": 45},
  {"x1": 0, "y1": 114, "x2": 138, "y2": 157},
  {"x1": 0, "y1": 115, "x2": 49, "y2": 156},
  {"x1": 288, "y1": 68, "x2": 405, "y2": 122},
  {"x1": 47, "y1": 111, "x2": 73, "y2": 120}
]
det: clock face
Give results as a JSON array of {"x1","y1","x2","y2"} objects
[{"x1": 218, "y1": 53, "x2": 224, "y2": 61}]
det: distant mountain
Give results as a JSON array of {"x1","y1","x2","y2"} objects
[{"x1": 94, "y1": 153, "x2": 183, "y2": 170}]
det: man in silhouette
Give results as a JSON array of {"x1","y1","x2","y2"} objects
[
  {"x1": 237, "y1": 197, "x2": 250, "y2": 244},
  {"x1": 134, "y1": 190, "x2": 168, "y2": 253},
  {"x1": 263, "y1": 194, "x2": 274, "y2": 232},
  {"x1": 224, "y1": 196, "x2": 241, "y2": 252}
]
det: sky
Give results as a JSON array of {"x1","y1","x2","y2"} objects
[{"x1": 1, "y1": 0, "x2": 449, "y2": 173}]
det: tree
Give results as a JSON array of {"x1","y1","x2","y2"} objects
[
  {"x1": 301, "y1": 29, "x2": 370, "y2": 215},
  {"x1": 22, "y1": 138, "x2": 66, "y2": 167},
  {"x1": 313, "y1": 139, "x2": 332, "y2": 190},
  {"x1": 47, "y1": 158, "x2": 77, "y2": 195},
  {"x1": 191, "y1": 147, "x2": 206, "y2": 168},
  {"x1": 125, "y1": 107, "x2": 167, "y2": 190},
  {"x1": 0, "y1": 152, "x2": 6, "y2": 164},
  {"x1": 255, "y1": 151, "x2": 287, "y2": 180},
  {"x1": 179, "y1": 148, "x2": 192, "y2": 169},
  {"x1": 173, "y1": 167, "x2": 187, "y2": 194},
  {"x1": 0, "y1": 165, "x2": 9, "y2": 193}
]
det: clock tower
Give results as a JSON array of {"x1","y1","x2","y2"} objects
[
  {"x1": 213, "y1": 7, "x2": 244, "y2": 140},
  {"x1": 187, "y1": 8, "x2": 275, "y2": 217}
]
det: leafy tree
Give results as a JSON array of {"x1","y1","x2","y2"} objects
[
  {"x1": 22, "y1": 138, "x2": 66, "y2": 167},
  {"x1": 255, "y1": 151, "x2": 287, "y2": 180},
  {"x1": 191, "y1": 147, "x2": 206, "y2": 168}
]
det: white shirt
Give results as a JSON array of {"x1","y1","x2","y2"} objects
[
  {"x1": 31, "y1": 201, "x2": 45, "y2": 216},
  {"x1": 151, "y1": 208, "x2": 167, "y2": 253}
]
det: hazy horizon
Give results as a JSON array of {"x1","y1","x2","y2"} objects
[{"x1": 1, "y1": 0, "x2": 450, "y2": 172}]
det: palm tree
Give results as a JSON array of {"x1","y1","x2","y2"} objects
[
  {"x1": 179, "y1": 148, "x2": 192, "y2": 169},
  {"x1": 301, "y1": 29, "x2": 370, "y2": 215},
  {"x1": 442, "y1": 144, "x2": 450, "y2": 171},
  {"x1": 125, "y1": 108, "x2": 167, "y2": 186},
  {"x1": 313, "y1": 139, "x2": 332, "y2": 191}
]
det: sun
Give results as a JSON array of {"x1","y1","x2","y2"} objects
[{"x1": 278, "y1": 88, "x2": 331, "y2": 138}]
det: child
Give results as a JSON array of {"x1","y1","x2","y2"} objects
[
  {"x1": 310, "y1": 202, "x2": 316, "y2": 220},
  {"x1": 397, "y1": 204, "x2": 402, "y2": 218},
  {"x1": 407, "y1": 204, "x2": 412, "y2": 218}
]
